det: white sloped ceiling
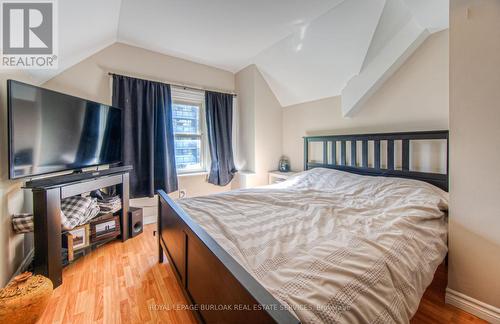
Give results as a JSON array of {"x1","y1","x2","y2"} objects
[
  {"x1": 26, "y1": 0, "x2": 122, "y2": 83},
  {"x1": 341, "y1": 0, "x2": 448, "y2": 116},
  {"x1": 361, "y1": 0, "x2": 414, "y2": 71},
  {"x1": 252, "y1": 0, "x2": 386, "y2": 107},
  {"x1": 117, "y1": 0, "x2": 345, "y2": 72},
  {"x1": 27, "y1": 0, "x2": 448, "y2": 113},
  {"x1": 402, "y1": 0, "x2": 449, "y2": 33}
]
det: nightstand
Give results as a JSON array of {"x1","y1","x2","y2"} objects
[{"x1": 268, "y1": 171, "x2": 298, "y2": 184}]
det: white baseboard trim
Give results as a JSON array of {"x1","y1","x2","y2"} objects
[
  {"x1": 10, "y1": 248, "x2": 34, "y2": 281},
  {"x1": 143, "y1": 215, "x2": 157, "y2": 225},
  {"x1": 445, "y1": 288, "x2": 500, "y2": 323}
]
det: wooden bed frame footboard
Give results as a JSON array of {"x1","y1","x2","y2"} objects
[{"x1": 157, "y1": 190, "x2": 300, "y2": 324}]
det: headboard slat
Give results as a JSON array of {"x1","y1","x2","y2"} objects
[
  {"x1": 340, "y1": 141, "x2": 346, "y2": 166},
  {"x1": 402, "y1": 139, "x2": 410, "y2": 171},
  {"x1": 362, "y1": 140, "x2": 368, "y2": 168},
  {"x1": 323, "y1": 141, "x2": 328, "y2": 166},
  {"x1": 387, "y1": 139, "x2": 395, "y2": 170},
  {"x1": 331, "y1": 141, "x2": 337, "y2": 166},
  {"x1": 374, "y1": 140, "x2": 381, "y2": 169},
  {"x1": 351, "y1": 141, "x2": 357, "y2": 167},
  {"x1": 303, "y1": 130, "x2": 449, "y2": 191}
]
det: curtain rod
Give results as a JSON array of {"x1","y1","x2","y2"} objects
[{"x1": 107, "y1": 72, "x2": 237, "y2": 97}]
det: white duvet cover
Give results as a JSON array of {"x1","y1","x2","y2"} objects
[{"x1": 176, "y1": 168, "x2": 448, "y2": 323}]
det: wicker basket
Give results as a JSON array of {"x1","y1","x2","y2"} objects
[{"x1": 0, "y1": 272, "x2": 53, "y2": 324}]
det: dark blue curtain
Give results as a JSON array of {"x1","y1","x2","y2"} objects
[
  {"x1": 112, "y1": 74, "x2": 178, "y2": 198},
  {"x1": 205, "y1": 91, "x2": 236, "y2": 186}
]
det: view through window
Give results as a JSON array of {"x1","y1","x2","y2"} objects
[{"x1": 172, "y1": 102, "x2": 204, "y2": 173}]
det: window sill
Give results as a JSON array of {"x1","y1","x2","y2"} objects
[{"x1": 177, "y1": 171, "x2": 209, "y2": 178}]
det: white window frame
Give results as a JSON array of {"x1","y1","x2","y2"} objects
[{"x1": 171, "y1": 87, "x2": 208, "y2": 175}]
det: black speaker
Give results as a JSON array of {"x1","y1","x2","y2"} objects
[{"x1": 128, "y1": 207, "x2": 143, "y2": 238}]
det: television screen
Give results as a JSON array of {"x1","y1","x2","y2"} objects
[{"x1": 8, "y1": 80, "x2": 122, "y2": 179}]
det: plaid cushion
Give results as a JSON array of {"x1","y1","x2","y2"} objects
[
  {"x1": 60, "y1": 210, "x2": 75, "y2": 231},
  {"x1": 61, "y1": 196, "x2": 100, "y2": 229},
  {"x1": 12, "y1": 214, "x2": 34, "y2": 234},
  {"x1": 12, "y1": 197, "x2": 102, "y2": 233},
  {"x1": 81, "y1": 203, "x2": 100, "y2": 224},
  {"x1": 97, "y1": 195, "x2": 122, "y2": 215}
]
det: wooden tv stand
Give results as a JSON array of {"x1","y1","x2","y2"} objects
[{"x1": 24, "y1": 166, "x2": 132, "y2": 287}]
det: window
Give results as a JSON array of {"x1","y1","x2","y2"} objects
[{"x1": 172, "y1": 88, "x2": 206, "y2": 174}]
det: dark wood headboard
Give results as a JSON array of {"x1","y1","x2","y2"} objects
[{"x1": 303, "y1": 130, "x2": 449, "y2": 191}]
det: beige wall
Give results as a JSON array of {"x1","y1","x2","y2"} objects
[
  {"x1": 5, "y1": 21, "x2": 496, "y2": 319},
  {"x1": 132, "y1": 174, "x2": 232, "y2": 224},
  {"x1": 43, "y1": 42, "x2": 234, "y2": 105},
  {"x1": 42, "y1": 42, "x2": 235, "y2": 208},
  {"x1": 283, "y1": 30, "x2": 449, "y2": 171},
  {"x1": 448, "y1": 0, "x2": 500, "y2": 310},
  {"x1": 0, "y1": 43, "x2": 235, "y2": 285},
  {"x1": 254, "y1": 66, "x2": 283, "y2": 185},
  {"x1": 234, "y1": 66, "x2": 256, "y2": 173},
  {"x1": 0, "y1": 71, "x2": 38, "y2": 287},
  {"x1": 234, "y1": 65, "x2": 282, "y2": 187}
]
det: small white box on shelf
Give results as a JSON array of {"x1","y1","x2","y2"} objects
[{"x1": 268, "y1": 171, "x2": 299, "y2": 185}]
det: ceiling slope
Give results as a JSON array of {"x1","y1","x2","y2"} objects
[
  {"x1": 341, "y1": 0, "x2": 448, "y2": 116},
  {"x1": 253, "y1": 0, "x2": 386, "y2": 107},
  {"x1": 117, "y1": 0, "x2": 344, "y2": 72},
  {"x1": 26, "y1": 0, "x2": 448, "y2": 112},
  {"x1": 342, "y1": 18, "x2": 429, "y2": 116},
  {"x1": 402, "y1": 0, "x2": 449, "y2": 33},
  {"x1": 27, "y1": 0, "x2": 122, "y2": 84},
  {"x1": 361, "y1": 0, "x2": 413, "y2": 71}
]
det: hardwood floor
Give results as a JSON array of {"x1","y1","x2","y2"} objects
[
  {"x1": 411, "y1": 264, "x2": 486, "y2": 324},
  {"x1": 38, "y1": 224, "x2": 196, "y2": 324},
  {"x1": 38, "y1": 224, "x2": 486, "y2": 323}
]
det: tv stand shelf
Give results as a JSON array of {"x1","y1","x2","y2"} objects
[
  {"x1": 24, "y1": 166, "x2": 131, "y2": 288},
  {"x1": 25, "y1": 165, "x2": 132, "y2": 188}
]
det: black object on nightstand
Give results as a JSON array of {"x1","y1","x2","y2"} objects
[{"x1": 129, "y1": 207, "x2": 143, "y2": 238}]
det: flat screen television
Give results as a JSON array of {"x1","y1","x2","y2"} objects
[{"x1": 8, "y1": 80, "x2": 123, "y2": 179}]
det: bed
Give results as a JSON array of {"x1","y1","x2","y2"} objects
[{"x1": 157, "y1": 130, "x2": 449, "y2": 323}]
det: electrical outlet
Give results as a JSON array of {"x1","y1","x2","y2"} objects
[{"x1": 179, "y1": 189, "x2": 187, "y2": 199}]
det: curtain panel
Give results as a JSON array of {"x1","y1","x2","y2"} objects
[
  {"x1": 112, "y1": 74, "x2": 178, "y2": 198},
  {"x1": 205, "y1": 91, "x2": 237, "y2": 186}
]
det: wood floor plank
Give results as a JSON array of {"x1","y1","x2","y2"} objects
[{"x1": 37, "y1": 224, "x2": 484, "y2": 324}]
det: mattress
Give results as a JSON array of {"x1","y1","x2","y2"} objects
[{"x1": 176, "y1": 168, "x2": 448, "y2": 323}]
